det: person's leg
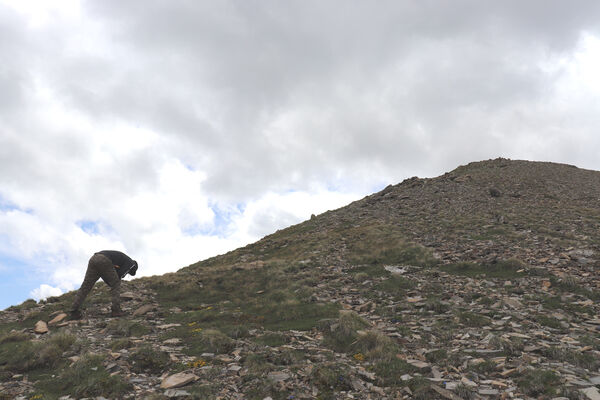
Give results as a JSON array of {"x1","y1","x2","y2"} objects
[
  {"x1": 71, "y1": 255, "x2": 102, "y2": 315},
  {"x1": 96, "y1": 255, "x2": 122, "y2": 315}
]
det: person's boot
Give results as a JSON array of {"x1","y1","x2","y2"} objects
[
  {"x1": 111, "y1": 308, "x2": 125, "y2": 317},
  {"x1": 69, "y1": 310, "x2": 83, "y2": 320}
]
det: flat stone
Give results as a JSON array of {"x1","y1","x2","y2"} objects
[
  {"x1": 120, "y1": 292, "x2": 137, "y2": 300},
  {"x1": 431, "y1": 384, "x2": 464, "y2": 400},
  {"x1": 48, "y1": 313, "x2": 68, "y2": 326},
  {"x1": 164, "y1": 389, "x2": 191, "y2": 398},
  {"x1": 406, "y1": 359, "x2": 431, "y2": 372},
  {"x1": 228, "y1": 365, "x2": 242, "y2": 373},
  {"x1": 34, "y1": 320, "x2": 48, "y2": 334},
  {"x1": 157, "y1": 323, "x2": 181, "y2": 329},
  {"x1": 163, "y1": 338, "x2": 182, "y2": 345},
  {"x1": 479, "y1": 388, "x2": 499, "y2": 395},
  {"x1": 589, "y1": 376, "x2": 600, "y2": 385},
  {"x1": 160, "y1": 372, "x2": 198, "y2": 389},
  {"x1": 132, "y1": 304, "x2": 155, "y2": 317},
  {"x1": 384, "y1": 265, "x2": 408, "y2": 274},
  {"x1": 461, "y1": 377, "x2": 477, "y2": 388},
  {"x1": 503, "y1": 297, "x2": 523, "y2": 309},
  {"x1": 581, "y1": 387, "x2": 600, "y2": 400},
  {"x1": 267, "y1": 371, "x2": 290, "y2": 382}
]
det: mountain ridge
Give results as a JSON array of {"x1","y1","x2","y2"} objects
[{"x1": 1, "y1": 158, "x2": 600, "y2": 399}]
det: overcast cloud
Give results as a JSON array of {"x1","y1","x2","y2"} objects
[{"x1": 1, "y1": 0, "x2": 600, "y2": 308}]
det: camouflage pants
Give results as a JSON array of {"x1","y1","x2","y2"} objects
[{"x1": 71, "y1": 253, "x2": 121, "y2": 312}]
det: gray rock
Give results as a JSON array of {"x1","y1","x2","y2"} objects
[
  {"x1": 160, "y1": 372, "x2": 198, "y2": 389},
  {"x1": 132, "y1": 304, "x2": 155, "y2": 317},
  {"x1": 267, "y1": 371, "x2": 290, "y2": 382},
  {"x1": 164, "y1": 389, "x2": 191, "y2": 398},
  {"x1": 479, "y1": 388, "x2": 499, "y2": 395},
  {"x1": 581, "y1": 387, "x2": 600, "y2": 400},
  {"x1": 34, "y1": 320, "x2": 48, "y2": 334}
]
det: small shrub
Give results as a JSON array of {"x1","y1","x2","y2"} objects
[
  {"x1": 535, "y1": 315, "x2": 563, "y2": 330},
  {"x1": 542, "y1": 346, "x2": 599, "y2": 370},
  {"x1": 517, "y1": 369, "x2": 561, "y2": 396},
  {"x1": 424, "y1": 298, "x2": 450, "y2": 314},
  {"x1": 322, "y1": 311, "x2": 369, "y2": 353},
  {"x1": 375, "y1": 276, "x2": 416, "y2": 299},
  {"x1": 244, "y1": 353, "x2": 272, "y2": 374},
  {"x1": 129, "y1": 345, "x2": 171, "y2": 373},
  {"x1": 0, "y1": 331, "x2": 29, "y2": 344},
  {"x1": 468, "y1": 359, "x2": 497, "y2": 375},
  {"x1": 458, "y1": 312, "x2": 490, "y2": 327},
  {"x1": 425, "y1": 349, "x2": 447, "y2": 364},
  {"x1": 106, "y1": 320, "x2": 149, "y2": 337},
  {"x1": 352, "y1": 330, "x2": 398, "y2": 361},
  {"x1": 182, "y1": 329, "x2": 236, "y2": 355},
  {"x1": 110, "y1": 338, "x2": 134, "y2": 351},
  {"x1": 254, "y1": 332, "x2": 288, "y2": 347},
  {"x1": 408, "y1": 376, "x2": 435, "y2": 399},
  {"x1": 0, "y1": 332, "x2": 76, "y2": 373},
  {"x1": 310, "y1": 363, "x2": 353, "y2": 392},
  {"x1": 455, "y1": 383, "x2": 474, "y2": 399},
  {"x1": 442, "y1": 259, "x2": 526, "y2": 279},
  {"x1": 373, "y1": 358, "x2": 415, "y2": 386},
  {"x1": 36, "y1": 354, "x2": 131, "y2": 397}
]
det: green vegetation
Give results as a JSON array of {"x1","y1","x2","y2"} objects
[
  {"x1": 373, "y1": 275, "x2": 416, "y2": 300},
  {"x1": 540, "y1": 295, "x2": 594, "y2": 315},
  {"x1": 253, "y1": 332, "x2": 288, "y2": 347},
  {"x1": 372, "y1": 358, "x2": 416, "y2": 386},
  {"x1": 0, "y1": 331, "x2": 76, "y2": 374},
  {"x1": 457, "y1": 311, "x2": 490, "y2": 327},
  {"x1": 468, "y1": 359, "x2": 497, "y2": 375},
  {"x1": 149, "y1": 260, "x2": 339, "y2": 342},
  {"x1": 310, "y1": 363, "x2": 354, "y2": 394},
  {"x1": 516, "y1": 369, "x2": 561, "y2": 396},
  {"x1": 162, "y1": 327, "x2": 235, "y2": 356},
  {"x1": 347, "y1": 224, "x2": 438, "y2": 268},
  {"x1": 35, "y1": 353, "x2": 131, "y2": 398},
  {"x1": 321, "y1": 311, "x2": 370, "y2": 353},
  {"x1": 106, "y1": 319, "x2": 150, "y2": 337},
  {"x1": 129, "y1": 345, "x2": 171, "y2": 373},
  {"x1": 110, "y1": 338, "x2": 134, "y2": 350},
  {"x1": 550, "y1": 276, "x2": 600, "y2": 301},
  {"x1": 542, "y1": 346, "x2": 600, "y2": 370},
  {"x1": 535, "y1": 315, "x2": 564, "y2": 330},
  {"x1": 441, "y1": 259, "x2": 527, "y2": 279}
]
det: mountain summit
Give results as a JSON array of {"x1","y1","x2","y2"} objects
[{"x1": 2, "y1": 158, "x2": 600, "y2": 399}]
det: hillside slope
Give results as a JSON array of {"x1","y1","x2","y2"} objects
[{"x1": 1, "y1": 158, "x2": 600, "y2": 399}]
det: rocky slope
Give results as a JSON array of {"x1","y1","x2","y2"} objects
[{"x1": 1, "y1": 158, "x2": 600, "y2": 400}]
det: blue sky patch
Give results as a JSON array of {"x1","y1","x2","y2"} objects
[
  {"x1": 0, "y1": 193, "x2": 32, "y2": 214},
  {"x1": 182, "y1": 203, "x2": 245, "y2": 238},
  {"x1": 0, "y1": 254, "x2": 44, "y2": 310},
  {"x1": 77, "y1": 220, "x2": 101, "y2": 235}
]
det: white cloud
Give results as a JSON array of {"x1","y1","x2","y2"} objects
[
  {"x1": 30, "y1": 284, "x2": 63, "y2": 301},
  {"x1": 2, "y1": 1, "x2": 600, "y2": 307}
]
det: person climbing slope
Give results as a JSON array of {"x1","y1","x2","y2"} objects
[{"x1": 70, "y1": 250, "x2": 138, "y2": 319}]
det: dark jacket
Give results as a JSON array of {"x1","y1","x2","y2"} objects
[{"x1": 97, "y1": 250, "x2": 138, "y2": 279}]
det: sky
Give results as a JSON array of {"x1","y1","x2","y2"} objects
[{"x1": 1, "y1": 1, "x2": 600, "y2": 309}]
